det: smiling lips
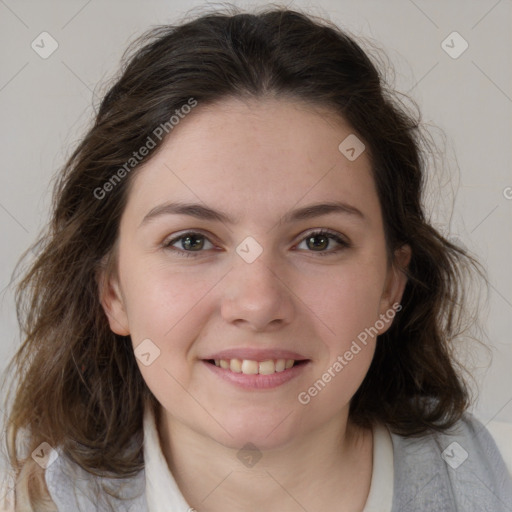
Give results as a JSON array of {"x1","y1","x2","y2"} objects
[
  {"x1": 204, "y1": 358, "x2": 309, "y2": 390},
  {"x1": 203, "y1": 349, "x2": 309, "y2": 388},
  {"x1": 213, "y1": 358, "x2": 296, "y2": 375}
]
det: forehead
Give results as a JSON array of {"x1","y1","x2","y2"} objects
[{"x1": 123, "y1": 97, "x2": 380, "y2": 229}]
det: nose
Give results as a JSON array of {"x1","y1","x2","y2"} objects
[{"x1": 220, "y1": 251, "x2": 295, "y2": 332}]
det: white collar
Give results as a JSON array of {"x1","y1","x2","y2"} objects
[
  {"x1": 143, "y1": 401, "x2": 394, "y2": 512},
  {"x1": 143, "y1": 401, "x2": 191, "y2": 512},
  {"x1": 362, "y1": 422, "x2": 394, "y2": 511}
]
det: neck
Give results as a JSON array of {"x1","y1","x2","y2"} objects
[{"x1": 157, "y1": 407, "x2": 374, "y2": 512}]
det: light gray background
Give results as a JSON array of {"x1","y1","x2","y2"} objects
[{"x1": 0, "y1": 0, "x2": 511, "y2": 432}]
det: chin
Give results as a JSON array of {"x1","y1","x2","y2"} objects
[
  {"x1": 219, "y1": 431, "x2": 298, "y2": 453},
  {"x1": 207, "y1": 413, "x2": 302, "y2": 452}
]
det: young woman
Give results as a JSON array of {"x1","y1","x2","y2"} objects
[{"x1": 1, "y1": 6, "x2": 511, "y2": 512}]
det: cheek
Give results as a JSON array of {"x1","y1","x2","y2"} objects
[
  {"x1": 295, "y1": 265, "x2": 383, "y2": 413},
  {"x1": 121, "y1": 263, "x2": 222, "y2": 411},
  {"x1": 296, "y1": 257, "x2": 387, "y2": 348},
  {"x1": 119, "y1": 255, "x2": 221, "y2": 354}
]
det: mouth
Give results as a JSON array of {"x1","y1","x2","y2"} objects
[
  {"x1": 201, "y1": 348, "x2": 311, "y2": 389},
  {"x1": 203, "y1": 357, "x2": 310, "y2": 390},
  {"x1": 204, "y1": 358, "x2": 309, "y2": 375}
]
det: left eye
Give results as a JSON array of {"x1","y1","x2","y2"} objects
[{"x1": 295, "y1": 230, "x2": 349, "y2": 255}]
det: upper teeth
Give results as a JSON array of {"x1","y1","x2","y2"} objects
[{"x1": 214, "y1": 358, "x2": 295, "y2": 374}]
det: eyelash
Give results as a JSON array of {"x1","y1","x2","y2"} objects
[{"x1": 162, "y1": 229, "x2": 350, "y2": 258}]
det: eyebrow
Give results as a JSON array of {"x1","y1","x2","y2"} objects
[{"x1": 139, "y1": 200, "x2": 365, "y2": 228}]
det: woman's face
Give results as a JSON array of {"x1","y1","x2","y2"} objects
[{"x1": 101, "y1": 97, "x2": 409, "y2": 450}]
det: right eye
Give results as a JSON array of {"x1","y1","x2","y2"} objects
[{"x1": 162, "y1": 231, "x2": 216, "y2": 257}]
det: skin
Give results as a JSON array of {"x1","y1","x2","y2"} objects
[{"x1": 100, "y1": 96, "x2": 410, "y2": 512}]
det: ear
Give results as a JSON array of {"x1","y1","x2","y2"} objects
[
  {"x1": 97, "y1": 266, "x2": 130, "y2": 336},
  {"x1": 377, "y1": 244, "x2": 411, "y2": 333}
]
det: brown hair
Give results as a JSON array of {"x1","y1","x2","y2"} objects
[{"x1": 1, "y1": 4, "x2": 485, "y2": 510}]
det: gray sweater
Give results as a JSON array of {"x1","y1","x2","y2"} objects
[{"x1": 44, "y1": 413, "x2": 512, "y2": 511}]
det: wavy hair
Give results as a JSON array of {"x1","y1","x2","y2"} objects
[{"x1": 1, "y1": 4, "x2": 485, "y2": 510}]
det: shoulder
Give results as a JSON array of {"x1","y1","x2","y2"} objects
[
  {"x1": 44, "y1": 446, "x2": 148, "y2": 512},
  {"x1": 486, "y1": 419, "x2": 512, "y2": 477},
  {"x1": 388, "y1": 413, "x2": 512, "y2": 512}
]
